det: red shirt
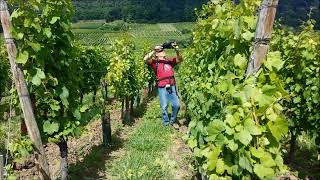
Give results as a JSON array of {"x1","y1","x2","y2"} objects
[{"x1": 147, "y1": 58, "x2": 177, "y2": 87}]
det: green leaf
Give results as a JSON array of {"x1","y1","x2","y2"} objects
[
  {"x1": 50, "y1": 17, "x2": 60, "y2": 24},
  {"x1": 244, "y1": 118, "x2": 261, "y2": 135},
  {"x1": 16, "y1": 51, "x2": 29, "y2": 64},
  {"x1": 209, "y1": 174, "x2": 219, "y2": 180},
  {"x1": 31, "y1": 22, "x2": 42, "y2": 32},
  {"x1": 43, "y1": 121, "x2": 59, "y2": 135},
  {"x1": 254, "y1": 164, "x2": 275, "y2": 179},
  {"x1": 207, "y1": 120, "x2": 225, "y2": 135},
  {"x1": 218, "y1": 81, "x2": 228, "y2": 92},
  {"x1": 238, "y1": 128, "x2": 252, "y2": 146},
  {"x1": 73, "y1": 109, "x2": 81, "y2": 120},
  {"x1": 188, "y1": 139, "x2": 197, "y2": 149},
  {"x1": 239, "y1": 153, "x2": 252, "y2": 172},
  {"x1": 242, "y1": 31, "x2": 254, "y2": 41},
  {"x1": 215, "y1": 134, "x2": 226, "y2": 146},
  {"x1": 233, "y1": 91, "x2": 247, "y2": 105},
  {"x1": 232, "y1": 164, "x2": 242, "y2": 176},
  {"x1": 227, "y1": 140, "x2": 238, "y2": 152},
  {"x1": 302, "y1": 50, "x2": 315, "y2": 60},
  {"x1": 49, "y1": 103, "x2": 60, "y2": 112},
  {"x1": 226, "y1": 114, "x2": 237, "y2": 127},
  {"x1": 255, "y1": 93, "x2": 274, "y2": 107},
  {"x1": 216, "y1": 158, "x2": 225, "y2": 175},
  {"x1": 267, "y1": 117, "x2": 288, "y2": 142},
  {"x1": 16, "y1": 33, "x2": 24, "y2": 40},
  {"x1": 10, "y1": 10, "x2": 21, "y2": 19},
  {"x1": 27, "y1": 41, "x2": 41, "y2": 52},
  {"x1": 80, "y1": 104, "x2": 89, "y2": 112},
  {"x1": 250, "y1": 147, "x2": 264, "y2": 158},
  {"x1": 59, "y1": 86, "x2": 69, "y2": 107},
  {"x1": 207, "y1": 147, "x2": 221, "y2": 171},
  {"x1": 264, "y1": 51, "x2": 284, "y2": 71},
  {"x1": 233, "y1": 18, "x2": 241, "y2": 38},
  {"x1": 44, "y1": 28, "x2": 52, "y2": 38},
  {"x1": 32, "y1": 68, "x2": 46, "y2": 86},
  {"x1": 234, "y1": 53, "x2": 247, "y2": 68},
  {"x1": 243, "y1": 16, "x2": 256, "y2": 30},
  {"x1": 293, "y1": 96, "x2": 301, "y2": 104},
  {"x1": 266, "y1": 108, "x2": 277, "y2": 121},
  {"x1": 212, "y1": 19, "x2": 219, "y2": 29},
  {"x1": 261, "y1": 153, "x2": 276, "y2": 168},
  {"x1": 225, "y1": 126, "x2": 235, "y2": 135}
]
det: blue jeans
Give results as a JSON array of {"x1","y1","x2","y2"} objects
[{"x1": 158, "y1": 85, "x2": 180, "y2": 125}]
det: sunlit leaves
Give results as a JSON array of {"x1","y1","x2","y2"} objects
[
  {"x1": 50, "y1": 17, "x2": 60, "y2": 24},
  {"x1": 106, "y1": 39, "x2": 142, "y2": 99},
  {"x1": 9, "y1": 0, "x2": 85, "y2": 142},
  {"x1": 238, "y1": 128, "x2": 252, "y2": 146},
  {"x1": 43, "y1": 121, "x2": 59, "y2": 135},
  {"x1": 271, "y1": 21, "x2": 320, "y2": 145},
  {"x1": 178, "y1": 0, "x2": 289, "y2": 179},
  {"x1": 31, "y1": 68, "x2": 45, "y2": 86},
  {"x1": 234, "y1": 53, "x2": 247, "y2": 69},
  {"x1": 264, "y1": 51, "x2": 284, "y2": 71},
  {"x1": 267, "y1": 117, "x2": 288, "y2": 141},
  {"x1": 16, "y1": 51, "x2": 29, "y2": 64},
  {"x1": 254, "y1": 164, "x2": 274, "y2": 179}
]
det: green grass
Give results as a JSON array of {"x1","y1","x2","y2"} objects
[{"x1": 109, "y1": 99, "x2": 175, "y2": 180}]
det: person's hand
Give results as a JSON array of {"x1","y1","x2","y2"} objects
[
  {"x1": 171, "y1": 42, "x2": 179, "y2": 50},
  {"x1": 154, "y1": 45, "x2": 163, "y2": 52}
]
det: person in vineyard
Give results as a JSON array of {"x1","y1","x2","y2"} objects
[{"x1": 144, "y1": 42, "x2": 183, "y2": 128}]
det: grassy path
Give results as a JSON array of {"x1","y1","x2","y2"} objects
[{"x1": 106, "y1": 99, "x2": 193, "y2": 180}]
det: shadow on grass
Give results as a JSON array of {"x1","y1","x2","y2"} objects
[
  {"x1": 69, "y1": 93, "x2": 156, "y2": 179},
  {"x1": 133, "y1": 94, "x2": 156, "y2": 118},
  {"x1": 123, "y1": 92, "x2": 157, "y2": 127},
  {"x1": 69, "y1": 129, "x2": 124, "y2": 180}
]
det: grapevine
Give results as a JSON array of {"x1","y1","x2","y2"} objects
[
  {"x1": 271, "y1": 21, "x2": 320, "y2": 161},
  {"x1": 9, "y1": 0, "x2": 84, "y2": 178},
  {"x1": 179, "y1": 0, "x2": 288, "y2": 179}
]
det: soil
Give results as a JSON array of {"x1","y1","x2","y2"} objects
[
  {"x1": 13, "y1": 94, "x2": 152, "y2": 180},
  {"x1": 13, "y1": 104, "x2": 131, "y2": 179}
]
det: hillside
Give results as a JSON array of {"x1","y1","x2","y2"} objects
[
  {"x1": 72, "y1": 0, "x2": 207, "y2": 23},
  {"x1": 72, "y1": 0, "x2": 320, "y2": 28}
]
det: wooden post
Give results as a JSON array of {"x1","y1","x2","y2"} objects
[
  {"x1": 0, "y1": 1, "x2": 50, "y2": 179},
  {"x1": 101, "y1": 80, "x2": 112, "y2": 145},
  {"x1": 0, "y1": 154, "x2": 3, "y2": 180},
  {"x1": 246, "y1": 0, "x2": 279, "y2": 76}
]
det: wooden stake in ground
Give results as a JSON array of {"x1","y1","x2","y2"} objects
[
  {"x1": 0, "y1": 1, "x2": 50, "y2": 179},
  {"x1": 0, "y1": 154, "x2": 3, "y2": 180},
  {"x1": 246, "y1": 0, "x2": 279, "y2": 76},
  {"x1": 101, "y1": 80, "x2": 112, "y2": 145}
]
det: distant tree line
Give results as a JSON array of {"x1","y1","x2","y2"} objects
[
  {"x1": 72, "y1": 0, "x2": 208, "y2": 23},
  {"x1": 47, "y1": 0, "x2": 320, "y2": 29},
  {"x1": 277, "y1": 0, "x2": 320, "y2": 29}
]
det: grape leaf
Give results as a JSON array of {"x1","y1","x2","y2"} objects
[
  {"x1": 43, "y1": 121, "x2": 59, "y2": 135},
  {"x1": 238, "y1": 128, "x2": 252, "y2": 146}
]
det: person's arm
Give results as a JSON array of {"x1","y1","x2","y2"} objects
[
  {"x1": 144, "y1": 50, "x2": 155, "y2": 64},
  {"x1": 144, "y1": 45, "x2": 163, "y2": 64},
  {"x1": 172, "y1": 43, "x2": 183, "y2": 64}
]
